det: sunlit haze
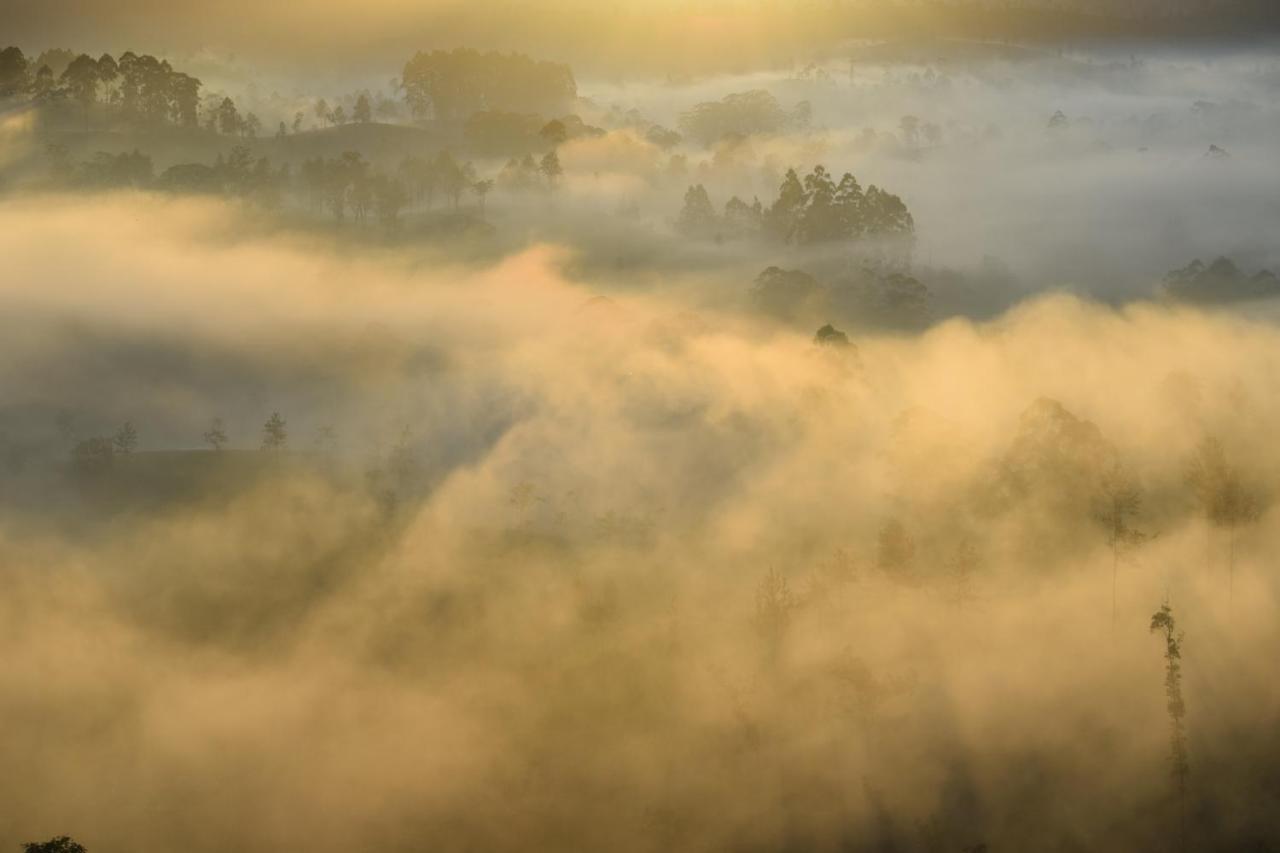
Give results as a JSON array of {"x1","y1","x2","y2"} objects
[{"x1": 2, "y1": 2, "x2": 1279, "y2": 852}]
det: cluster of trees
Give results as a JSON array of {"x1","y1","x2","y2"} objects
[
  {"x1": 496, "y1": 150, "x2": 562, "y2": 192},
  {"x1": 299, "y1": 151, "x2": 408, "y2": 224},
  {"x1": 677, "y1": 89, "x2": 809, "y2": 146},
  {"x1": 1163, "y1": 256, "x2": 1280, "y2": 304},
  {"x1": 70, "y1": 413, "x2": 291, "y2": 474},
  {"x1": 751, "y1": 264, "x2": 931, "y2": 330},
  {"x1": 679, "y1": 165, "x2": 915, "y2": 246},
  {"x1": 311, "y1": 91, "x2": 393, "y2": 129},
  {"x1": 1, "y1": 46, "x2": 203, "y2": 127},
  {"x1": 47, "y1": 143, "x2": 293, "y2": 203},
  {"x1": 47, "y1": 145, "x2": 155, "y2": 188},
  {"x1": 45, "y1": 139, "x2": 509, "y2": 226},
  {"x1": 400, "y1": 49, "x2": 577, "y2": 122}
]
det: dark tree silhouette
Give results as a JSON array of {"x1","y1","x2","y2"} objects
[
  {"x1": 216, "y1": 96, "x2": 241, "y2": 135},
  {"x1": 203, "y1": 417, "x2": 228, "y2": 451},
  {"x1": 112, "y1": 420, "x2": 138, "y2": 455},
  {"x1": 814, "y1": 323, "x2": 851, "y2": 347},
  {"x1": 1150, "y1": 602, "x2": 1189, "y2": 852},
  {"x1": 678, "y1": 89, "x2": 790, "y2": 145},
  {"x1": 353, "y1": 92, "x2": 372, "y2": 123},
  {"x1": 23, "y1": 837, "x2": 87, "y2": 853},
  {"x1": 0, "y1": 46, "x2": 29, "y2": 97},
  {"x1": 677, "y1": 184, "x2": 718, "y2": 237},
  {"x1": 539, "y1": 150, "x2": 562, "y2": 185},
  {"x1": 262, "y1": 412, "x2": 288, "y2": 453},
  {"x1": 471, "y1": 178, "x2": 494, "y2": 216}
]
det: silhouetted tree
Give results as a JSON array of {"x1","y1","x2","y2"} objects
[
  {"x1": 353, "y1": 92, "x2": 372, "y2": 123},
  {"x1": 262, "y1": 412, "x2": 287, "y2": 453},
  {"x1": 471, "y1": 178, "x2": 494, "y2": 215},
  {"x1": 764, "y1": 168, "x2": 805, "y2": 242},
  {"x1": 112, "y1": 421, "x2": 138, "y2": 455},
  {"x1": 813, "y1": 323, "x2": 850, "y2": 347},
  {"x1": 242, "y1": 112, "x2": 261, "y2": 139},
  {"x1": 203, "y1": 417, "x2": 228, "y2": 451},
  {"x1": 539, "y1": 150, "x2": 562, "y2": 185},
  {"x1": 315, "y1": 97, "x2": 330, "y2": 127},
  {"x1": 96, "y1": 53, "x2": 118, "y2": 98},
  {"x1": 71, "y1": 436, "x2": 114, "y2": 474},
  {"x1": 31, "y1": 64, "x2": 56, "y2": 101},
  {"x1": 23, "y1": 837, "x2": 86, "y2": 853},
  {"x1": 372, "y1": 174, "x2": 408, "y2": 226},
  {"x1": 1150, "y1": 602, "x2": 1188, "y2": 852},
  {"x1": 433, "y1": 150, "x2": 471, "y2": 210},
  {"x1": 0, "y1": 46, "x2": 29, "y2": 98},
  {"x1": 645, "y1": 124, "x2": 682, "y2": 150},
  {"x1": 677, "y1": 184, "x2": 718, "y2": 237},
  {"x1": 679, "y1": 89, "x2": 789, "y2": 145},
  {"x1": 59, "y1": 53, "x2": 100, "y2": 120},
  {"x1": 216, "y1": 96, "x2": 241, "y2": 135},
  {"x1": 751, "y1": 266, "x2": 825, "y2": 323},
  {"x1": 540, "y1": 118, "x2": 568, "y2": 146}
]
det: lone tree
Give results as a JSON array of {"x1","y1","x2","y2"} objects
[
  {"x1": 1094, "y1": 461, "x2": 1146, "y2": 629},
  {"x1": 202, "y1": 417, "x2": 228, "y2": 451},
  {"x1": 539, "y1": 150, "x2": 562, "y2": 185},
  {"x1": 262, "y1": 412, "x2": 287, "y2": 453},
  {"x1": 112, "y1": 420, "x2": 138, "y2": 454},
  {"x1": 1185, "y1": 436, "x2": 1261, "y2": 600},
  {"x1": 353, "y1": 92, "x2": 372, "y2": 123},
  {"x1": 1150, "y1": 602, "x2": 1189, "y2": 852},
  {"x1": 23, "y1": 838, "x2": 87, "y2": 853}
]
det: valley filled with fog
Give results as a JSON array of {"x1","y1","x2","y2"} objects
[{"x1": 2, "y1": 7, "x2": 1280, "y2": 852}]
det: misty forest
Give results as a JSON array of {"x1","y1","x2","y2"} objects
[{"x1": 3, "y1": 1, "x2": 1280, "y2": 851}]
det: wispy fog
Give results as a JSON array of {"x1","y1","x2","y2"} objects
[{"x1": 2, "y1": 10, "x2": 1280, "y2": 853}]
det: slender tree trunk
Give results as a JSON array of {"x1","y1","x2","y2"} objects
[
  {"x1": 1111, "y1": 539, "x2": 1119, "y2": 634},
  {"x1": 1228, "y1": 523, "x2": 1236, "y2": 604}
]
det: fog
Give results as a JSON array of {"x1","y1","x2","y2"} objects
[{"x1": 3, "y1": 9, "x2": 1280, "y2": 853}]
